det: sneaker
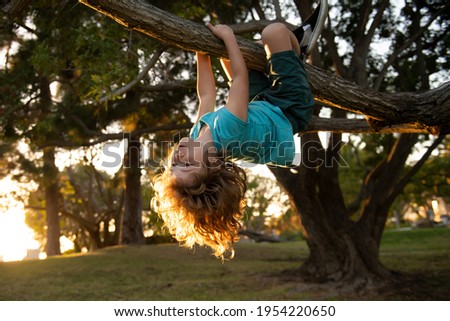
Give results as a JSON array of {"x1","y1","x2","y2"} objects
[{"x1": 293, "y1": 0, "x2": 328, "y2": 56}]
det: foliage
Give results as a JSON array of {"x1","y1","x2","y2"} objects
[
  {"x1": 141, "y1": 180, "x2": 168, "y2": 238},
  {"x1": 243, "y1": 171, "x2": 302, "y2": 239},
  {"x1": 401, "y1": 137, "x2": 450, "y2": 210}
]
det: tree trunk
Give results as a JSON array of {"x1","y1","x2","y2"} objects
[
  {"x1": 272, "y1": 130, "x2": 393, "y2": 283},
  {"x1": 358, "y1": 135, "x2": 420, "y2": 244},
  {"x1": 43, "y1": 146, "x2": 61, "y2": 256},
  {"x1": 121, "y1": 135, "x2": 145, "y2": 244},
  {"x1": 119, "y1": 90, "x2": 145, "y2": 246},
  {"x1": 113, "y1": 198, "x2": 124, "y2": 245},
  {"x1": 39, "y1": 73, "x2": 61, "y2": 257}
]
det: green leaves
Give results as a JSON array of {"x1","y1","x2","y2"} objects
[{"x1": 30, "y1": 41, "x2": 60, "y2": 77}]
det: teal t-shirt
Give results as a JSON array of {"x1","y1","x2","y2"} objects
[{"x1": 189, "y1": 101, "x2": 295, "y2": 166}]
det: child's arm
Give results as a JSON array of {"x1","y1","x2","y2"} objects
[
  {"x1": 195, "y1": 52, "x2": 216, "y2": 123},
  {"x1": 207, "y1": 23, "x2": 249, "y2": 122}
]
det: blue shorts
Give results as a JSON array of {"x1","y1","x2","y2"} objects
[{"x1": 248, "y1": 50, "x2": 315, "y2": 133}]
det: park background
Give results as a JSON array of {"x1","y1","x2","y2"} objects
[{"x1": 0, "y1": 0, "x2": 449, "y2": 300}]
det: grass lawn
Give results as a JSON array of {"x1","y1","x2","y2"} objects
[{"x1": 0, "y1": 228, "x2": 448, "y2": 300}]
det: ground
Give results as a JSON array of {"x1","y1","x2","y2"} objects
[{"x1": 0, "y1": 228, "x2": 448, "y2": 300}]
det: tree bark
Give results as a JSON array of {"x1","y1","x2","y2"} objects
[
  {"x1": 43, "y1": 146, "x2": 61, "y2": 256},
  {"x1": 118, "y1": 78, "x2": 145, "y2": 245},
  {"x1": 271, "y1": 132, "x2": 394, "y2": 282},
  {"x1": 1, "y1": 0, "x2": 32, "y2": 17},
  {"x1": 79, "y1": 0, "x2": 450, "y2": 134},
  {"x1": 40, "y1": 74, "x2": 61, "y2": 256},
  {"x1": 121, "y1": 134, "x2": 145, "y2": 244}
]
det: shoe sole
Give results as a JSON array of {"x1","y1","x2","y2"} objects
[{"x1": 304, "y1": 0, "x2": 329, "y2": 55}]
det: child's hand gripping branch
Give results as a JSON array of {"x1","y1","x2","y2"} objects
[
  {"x1": 206, "y1": 23, "x2": 249, "y2": 122},
  {"x1": 151, "y1": 0, "x2": 328, "y2": 261}
]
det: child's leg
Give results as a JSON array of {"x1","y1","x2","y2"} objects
[
  {"x1": 258, "y1": 23, "x2": 315, "y2": 133},
  {"x1": 261, "y1": 23, "x2": 301, "y2": 58}
]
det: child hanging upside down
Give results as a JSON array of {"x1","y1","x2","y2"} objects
[{"x1": 152, "y1": 0, "x2": 328, "y2": 259}]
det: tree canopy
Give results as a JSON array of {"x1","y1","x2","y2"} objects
[{"x1": 77, "y1": 0, "x2": 450, "y2": 135}]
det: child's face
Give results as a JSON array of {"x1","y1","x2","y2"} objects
[{"x1": 169, "y1": 137, "x2": 206, "y2": 187}]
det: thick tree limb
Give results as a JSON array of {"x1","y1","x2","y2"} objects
[
  {"x1": 44, "y1": 114, "x2": 429, "y2": 148},
  {"x1": 304, "y1": 117, "x2": 431, "y2": 134},
  {"x1": 78, "y1": 0, "x2": 450, "y2": 134},
  {"x1": 1, "y1": 0, "x2": 32, "y2": 17},
  {"x1": 229, "y1": 19, "x2": 288, "y2": 34},
  {"x1": 39, "y1": 122, "x2": 192, "y2": 148}
]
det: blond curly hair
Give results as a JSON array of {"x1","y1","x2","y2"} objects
[{"x1": 151, "y1": 156, "x2": 247, "y2": 260}]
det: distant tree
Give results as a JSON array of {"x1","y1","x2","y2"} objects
[
  {"x1": 243, "y1": 172, "x2": 289, "y2": 234},
  {"x1": 0, "y1": 1, "x2": 133, "y2": 253},
  {"x1": 26, "y1": 163, "x2": 124, "y2": 251},
  {"x1": 62, "y1": 164, "x2": 124, "y2": 250},
  {"x1": 1, "y1": 0, "x2": 193, "y2": 252},
  {"x1": 402, "y1": 138, "x2": 450, "y2": 214}
]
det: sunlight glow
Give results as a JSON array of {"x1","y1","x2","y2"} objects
[
  {"x1": 0, "y1": 177, "x2": 41, "y2": 262},
  {"x1": 0, "y1": 207, "x2": 40, "y2": 262},
  {"x1": 60, "y1": 236, "x2": 75, "y2": 253}
]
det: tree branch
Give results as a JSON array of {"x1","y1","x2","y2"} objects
[
  {"x1": 44, "y1": 114, "x2": 434, "y2": 149},
  {"x1": 364, "y1": 0, "x2": 389, "y2": 48},
  {"x1": 273, "y1": 0, "x2": 283, "y2": 20},
  {"x1": 70, "y1": 114, "x2": 104, "y2": 137},
  {"x1": 1, "y1": 0, "x2": 32, "y2": 17},
  {"x1": 391, "y1": 135, "x2": 446, "y2": 197},
  {"x1": 78, "y1": 0, "x2": 450, "y2": 134},
  {"x1": 322, "y1": 25, "x2": 346, "y2": 78},
  {"x1": 228, "y1": 19, "x2": 290, "y2": 34},
  {"x1": 373, "y1": 2, "x2": 450, "y2": 90},
  {"x1": 304, "y1": 116, "x2": 431, "y2": 134},
  {"x1": 66, "y1": 167, "x2": 99, "y2": 220},
  {"x1": 39, "y1": 122, "x2": 192, "y2": 148},
  {"x1": 136, "y1": 79, "x2": 228, "y2": 92},
  {"x1": 60, "y1": 208, "x2": 98, "y2": 232},
  {"x1": 99, "y1": 45, "x2": 166, "y2": 103}
]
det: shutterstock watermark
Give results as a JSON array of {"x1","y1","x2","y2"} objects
[{"x1": 100, "y1": 132, "x2": 349, "y2": 170}]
